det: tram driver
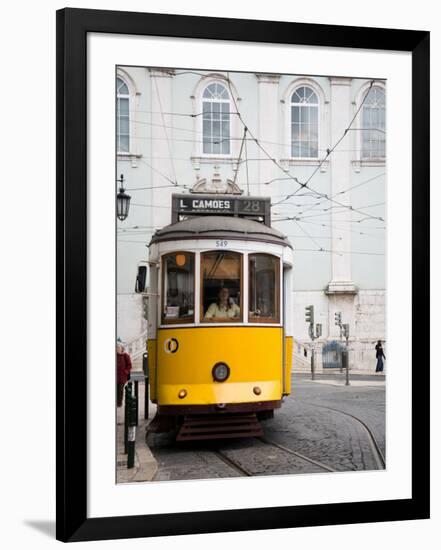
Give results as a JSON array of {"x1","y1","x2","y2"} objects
[{"x1": 204, "y1": 287, "x2": 240, "y2": 319}]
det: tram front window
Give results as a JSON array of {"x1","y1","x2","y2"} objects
[
  {"x1": 162, "y1": 252, "x2": 195, "y2": 323},
  {"x1": 201, "y1": 251, "x2": 242, "y2": 322},
  {"x1": 249, "y1": 254, "x2": 280, "y2": 323}
]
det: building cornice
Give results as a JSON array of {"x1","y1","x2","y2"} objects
[
  {"x1": 329, "y1": 76, "x2": 352, "y2": 86},
  {"x1": 325, "y1": 281, "x2": 358, "y2": 295},
  {"x1": 149, "y1": 68, "x2": 175, "y2": 78},
  {"x1": 255, "y1": 73, "x2": 281, "y2": 84}
]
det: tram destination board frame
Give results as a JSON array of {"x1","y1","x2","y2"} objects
[
  {"x1": 171, "y1": 194, "x2": 272, "y2": 225},
  {"x1": 56, "y1": 8, "x2": 430, "y2": 542}
]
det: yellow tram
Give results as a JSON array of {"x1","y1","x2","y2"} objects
[{"x1": 143, "y1": 194, "x2": 294, "y2": 440}]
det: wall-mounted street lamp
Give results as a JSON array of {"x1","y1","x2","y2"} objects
[{"x1": 116, "y1": 174, "x2": 131, "y2": 221}]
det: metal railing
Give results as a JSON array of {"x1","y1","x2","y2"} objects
[{"x1": 125, "y1": 330, "x2": 147, "y2": 363}]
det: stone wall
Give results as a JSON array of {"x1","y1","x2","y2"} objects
[
  {"x1": 292, "y1": 289, "x2": 385, "y2": 372},
  {"x1": 353, "y1": 290, "x2": 386, "y2": 371}
]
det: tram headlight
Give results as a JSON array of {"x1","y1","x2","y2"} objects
[{"x1": 212, "y1": 362, "x2": 230, "y2": 382}]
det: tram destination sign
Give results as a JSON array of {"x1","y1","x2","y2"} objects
[{"x1": 171, "y1": 194, "x2": 271, "y2": 226}]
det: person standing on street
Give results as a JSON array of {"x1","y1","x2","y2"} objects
[
  {"x1": 375, "y1": 340, "x2": 386, "y2": 373},
  {"x1": 116, "y1": 341, "x2": 132, "y2": 407}
]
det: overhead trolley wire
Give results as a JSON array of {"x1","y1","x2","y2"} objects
[
  {"x1": 273, "y1": 214, "x2": 386, "y2": 228},
  {"x1": 272, "y1": 217, "x2": 386, "y2": 238},
  {"x1": 288, "y1": 248, "x2": 384, "y2": 256},
  {"x1": 271, "y1": 80, "x2": 378, "y2": 207},
  {"x1": 222, "y1": 73, "x2": 383, "y2": 221},
  {"x1": 244, "y1": 131, "x2": 250, "y2": 196},
  {"x1": 293, "y1": 219, "x2": 325, "y2": 250},
  {"x1": 287, "y1": 172, "x2": 386, "y2": 217},
  {"x1": 274, "y1": 201, "x2": 386, "y2": 221},
  {"x1": 135, "y1": 157, "x2": 179, "y2": 187},
  {"x1": 225, "y1": 72, "x2": 307, "y2": 197},
  {"x1": 152, "y1": 73, "x2": 178, "y2": 186},
  {"x1": 126, "y1": 126, "x2": 381, "y2": 155},
  {"x1": 121, "y1": 72, "x2": 384, "y2": 227},
  {"x1": 233, "y1": 127, "x2": 247, "y2": 186},
  {"x1": 127, "y1": 116, "x2": 384, "y2": 152}
]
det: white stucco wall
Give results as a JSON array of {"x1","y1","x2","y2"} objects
[
  {"x1": 116, "y1": 67, "x2": 386, "y2": 362},
  {"x1": 116, "y1": 294, "x2": 146, "y2": 344}
]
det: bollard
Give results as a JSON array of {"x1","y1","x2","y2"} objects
[
  {"x1": 339, "y1": 326, "x2": 343, "y2": 373},
  {"x1": 127, "y1": 387, "x2": 137, "y2": 469},
  {"x1": 144, "y1": 374, "x2": 149, "y2": 420},
  {"x1": 143, "y1": 352, "x2": 149, "y2": 420},
  {"x1": 124, "y1": 382, "x2": 131, "y2": 454},
  {"x1": 134, "y1": 380, "x2": 139, "y2": 427},
  {"x1": 342, "y1": 349, "x2": 350, "y2": 386},
  {"x1": 311, "y1": 348, "x2": 316, "y2": 381}
]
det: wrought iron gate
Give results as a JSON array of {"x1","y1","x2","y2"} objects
[{"x1": 322, "y1": 340, "x2": 344, "y2": 369}]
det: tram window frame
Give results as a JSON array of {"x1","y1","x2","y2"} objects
[
  {"x1": 248, "y1": 253, "x2": 281, "y2": 324},
  {"x1": 161, "y1": 251, "x2": 196, "y2": 325},
  {"x1": 200, "y1": 250, "x2": 243, "y2": 323}
]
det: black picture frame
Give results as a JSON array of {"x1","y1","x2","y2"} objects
[{"x1": 56, "y1": 8, "x2": 430, "y2": 542}]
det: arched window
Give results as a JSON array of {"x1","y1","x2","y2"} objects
[
  {"x1": 116, "y1": 77, "x2": 130, "y2": 153},
  {"x1": 361, "y1": 86, "x2": 385, "y2": 159},
  {"x1": 202, "y1": 82, "x2": 231, "y2": 155},
  {"x1": 291, "y1": 86, "x2": 319, "y2": 158}
]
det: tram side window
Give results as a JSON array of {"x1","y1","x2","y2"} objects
[
  {"x1": 162, "y1": 252, "x2": 195, "y2": 323},
  {"x1": 249, "y1": 254, "x2": 280, "y2": 323},
  {"x1": 201, "y1": 251, "x2": 242, "y2": 322}
]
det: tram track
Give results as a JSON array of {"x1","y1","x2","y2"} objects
[
  {"x1": 212, "y1": 438, "x2": 337, "y2": 477},
  {"x1": 150, "y1": 400, "x2": 385, "y2": 479},
  {"x1": 212, "y1": 449, "x2": 254, "y2": 476},
  {"x1": 258, "y1": 437, "x2": 338, "y2": 473},
  {"x1": 211, "y1": 404, "x2": 384, "y2": 476},
  {"x1": 302, "y1": 402, "x2": 386, "y2": 470}
]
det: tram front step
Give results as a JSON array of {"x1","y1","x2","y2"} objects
[{"x1": 176, "y1": 413, "x2": 263, "y2": 441}]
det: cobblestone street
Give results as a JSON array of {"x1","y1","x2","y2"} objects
[{"x1": 146, "y1": 373, "x2": 385, "y2": 481}]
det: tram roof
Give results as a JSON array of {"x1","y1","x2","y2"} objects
[{"x1": 149, "y1": 215, "x2": 292, "y2": 248}]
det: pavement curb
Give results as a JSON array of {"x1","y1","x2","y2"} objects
[
  {"x1": 116, "y1": 419, "x2": 158, "y2": 483},
  {"x1": 309, "y1": 379, "x2": 385, "y2": 387},
  {"x1": 292, "y1": 369, "x2": 386, "y2": 375},
  {"x1": 131, "y1": 420, "x2": 158, "y2": 482}
]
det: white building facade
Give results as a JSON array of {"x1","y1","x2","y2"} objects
[{"x1": 116, "y1": 66, "x2": 386, "y2": 371}]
